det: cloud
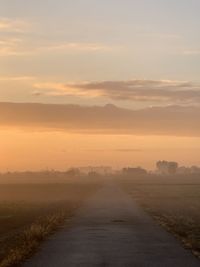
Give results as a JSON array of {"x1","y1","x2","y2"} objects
[
  {"x1": 110, "y1": 149, "x2": 142, "y2": 152},
  {"x1": 42, "y1": 42, "x2": 113, "y2": 52},
  {"x1": 0, "y1": 18, "x2": 29, "y2": 33},
  {"x1": 0, "y1": 102, "x2": 200, "y2": 136},
  {"x1": 87, "y1": 149, "x2": 142, "y2": 152},
  {"x1": 0, "y1": 39, "x2": 114, "y2": 57},
  {"x1": 0, "y1": 38, "x2": 29, "y2": 56},
  {"x1": 34, "y1": 79, "x2": 200, "y2": 106},
  {"x1": 0, "y1": 18, "x2": 31, "y2": 57},
  {"x1": 0, "y1": 18, "x2": 114, "y2": 57},
  {"x1": 0, "y1": 76, "x2": 35, "y2": 81},
  {"x1": 183, "y1": 49, "x2": 200, "y2": 55},
  {"x1": 0, "y1": 17, "x2": 111, "y2": 56},
  {"x1": 34, "y1": 82, "x2": 102, "y2": 98}
]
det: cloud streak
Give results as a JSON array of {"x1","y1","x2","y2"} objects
[
  {"x1": 0, "y1": 76, "x2": 35, "y2": 82},
  {"x1": 0, "y1": 17, "x2": 117, "y2": 57},
  {"x1": 0, "y1": 40, "x2": 114, "y2": 57},
  {"x1": 87, "y1": 149, "x2": 142, "y2": 152},
  {"x1": 34, "y1": 79, "x2": 200, "y2": 106},
  {"x1": 0, "y1": 37, "x2": 30, "y2": 56},
  {"x1": 0, "y1": 102, "x2": 200, "y2": 136},
  {"x1": 0, "y1": 18, "x2": 29, "y2": 33},
  {"x1": 42, "y1": 42, "x2": 113, "y2": 52}
]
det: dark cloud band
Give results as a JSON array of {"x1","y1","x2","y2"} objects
[{"x1": 0, "y1": 102, "x2": 200, "y2": 136}]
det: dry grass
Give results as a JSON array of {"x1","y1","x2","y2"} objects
[
  {"x1": 0, "y1": 211, "x2": 67, "y2": 267},
  {"x1": 0, "y1": 177, "x2": 101, "y2": 267},
  {"x1": 146, "y1": 212, "x2": 200, "y2": 258},
  {"x1": 120, "y1": 174, "x2": 200, "y2": 258}
]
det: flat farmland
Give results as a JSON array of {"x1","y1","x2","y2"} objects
[
  {"x1": 0, "y1": 177, "x2": 100, "y2": 267},
  {"x1": 120, "y1": 174, "x2": 200, "y2": 258}
]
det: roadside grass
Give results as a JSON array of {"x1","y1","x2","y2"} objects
[
  {"x1": 148, "y1": 212, "x2": 200, "y2": 258},
  {"x1": 142, "y1": 207, "x2": 200, "y2": 258},
  {"x1": 120, "y1": 174, "x2": 200, "y2": 259},
  {"x1": 0, "y1": 211, "x2": 67, "y2": 267},
  {"x1": 0, "y1": 180, "x2": 100, "y2": 267}
]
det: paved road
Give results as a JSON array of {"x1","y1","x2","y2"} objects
[{"x1": 24, "y1": 182, "x2": 200, "y2": 267}]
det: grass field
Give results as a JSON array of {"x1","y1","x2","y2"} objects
[
  {"x1": 0, "y1": 176, "x2": 100, "y2": 267},
  {"x1": 120, "y1": 174, "x2": 200, "y2": 258}
]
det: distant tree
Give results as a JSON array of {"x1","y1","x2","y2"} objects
[
  {"x1": 177, "y1": 166, "x2": 191, "y2": 175},
  {"x1": 191, "y1": 166, "x2": 200, "y2": 174},
  {"x1": 88, "y1": 171, "x2": 100, "y2": 178},
  {"x1": 66, "y1": 168, "x2": 80, "y2": 177}
]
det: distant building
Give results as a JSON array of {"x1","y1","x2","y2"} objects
[
  {"x1": 66, "y1": 168, "x2": 80, "y2": 177},
  {"x1": 122, "y1": 167, "x2": 147, "y2": 176},
  {"x1": 79, "y1": 166, "x2": 112, "y2": 175}
]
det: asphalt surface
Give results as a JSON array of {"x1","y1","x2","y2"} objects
[{"x1": 24, "y1": 182, "x2": 200, "y2": 267}]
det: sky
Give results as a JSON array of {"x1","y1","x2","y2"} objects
[{"x1": 0, "y1": 0, "x2": 200, "y2": 171}]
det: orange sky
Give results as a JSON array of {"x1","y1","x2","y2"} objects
[
  {"x1": 1, "y1": 2, "x2": 200, "y2": 172},
  {"x1": 1, "y1": 128, "x2": 200, "y2": 172}
]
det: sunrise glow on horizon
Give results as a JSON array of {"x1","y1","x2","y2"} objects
[{"x1": 1, "y1": 0, "x2": 200, "y2": 171}]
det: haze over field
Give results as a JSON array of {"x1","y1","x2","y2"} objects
[{"x1": 1, "y1": 0, "x2": 200, "y2": 171}]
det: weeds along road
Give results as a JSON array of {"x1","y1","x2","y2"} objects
[{"x1": 24, "y1": 181, "x2": 200, "y2": 267}]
